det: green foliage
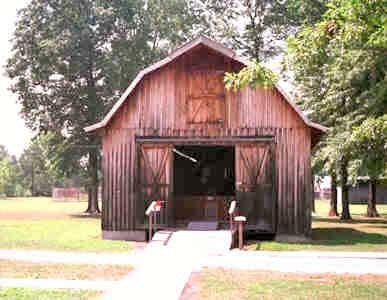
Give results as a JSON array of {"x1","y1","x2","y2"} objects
[
  {"x1": 224, "y1": 61, "x2": 278, "y2": 91},
  {"x1": 287, "y1": 0, "x2": 387, "y2": 181},
  {"x1": 199, "y1": 0, "x2": 328, "y2": 60},
  {"x1": 0, "y1": 159, "x2": 12, "y2": 197},
  {"x1": 18, "y1": 132, "x2": 78, "y2": 196},
  {"x1": 6, "y1": 0, "x2": 205, "y2": 205},
  {"x1": 345, "y1": 116, "x2": 387, "y2": 181},
  {"x1": 0, "y1": 146, "x2": 24, "y2": 197}
]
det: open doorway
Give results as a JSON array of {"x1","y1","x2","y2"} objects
[
  {"x1": 173, "y1": 146, "x2": 235, "y2": 196},
  {"x1": 173, "y1": 145, "x2": 235, "y2": 222}
]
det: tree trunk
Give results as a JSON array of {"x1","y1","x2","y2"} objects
[
  {"x1": 329, "y1": 172, "x2": 339, "y2": 216},
  {"x1": 340, "y1": 159, "x2": 351, "y2": 220},
  {"x1": 31, "y1": 164, "x2": 35, "y2": 197},
  {"x1": 367, "y1": 179, "x2": 379, "y2": 217},
  {"x1": 311, "y1": 175, "x2": 315, "y2": 213},
  {"x1": 85, "y1": 149, "x2": 100, "y2": 214}
]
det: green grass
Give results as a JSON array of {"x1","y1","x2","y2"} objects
[
  {"x1": 314, "y1": 199, "x2": 387, "y2": 217},
  {"x1": 0, "y1": 197, "x2": 89, "y2": 215},
  {"x1": 0, "y1": 197, "x2": 131, "y2": 252},
  {"x1": 0, "y1": 288, "x2": 101, "y2": 300},
  {"x1": 251, "y1": 200, "x2": 387, "y2": 251},
  {"x1": 197, "y1": 269, "x2": 387, "y2": 300}
]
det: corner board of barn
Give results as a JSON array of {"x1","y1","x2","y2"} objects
[{"x1": 85, "y1": 36, "x2": 326, "y2": 242}]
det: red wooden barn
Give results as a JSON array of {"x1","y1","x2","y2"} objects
[{"x1": 85, "y1": 37, "x2": 326, "y2": 241}]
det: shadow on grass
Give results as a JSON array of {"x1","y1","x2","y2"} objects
[
  {"x1": 314, "y1": 217, "x2": 387, "y2": 225},
  {"x1": 69, "y1": 213, "x2": 101, "y2": 219},
  {"x1": 310, "y1": 227, "x2": 387, "y2": 246}
]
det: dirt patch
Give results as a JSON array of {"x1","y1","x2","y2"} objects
[
  {"x1": 0, "y1": 259, "x2": 132, "y2": 280},
  {"x1": 0, "y1": 211, "x2": 72, "y2": 220},
  {"x1": 203, "y1": 268, "x2": 387, "y2": 284},
  {"x1": 180, "y1": 271, "x2": 201, "y2": 300},
  {"x1": 0, "y1": 211, "x2": 100, "y2": 220},
  {"x1": 181, "y1": 268, "x2": 387, "y2": 299}
]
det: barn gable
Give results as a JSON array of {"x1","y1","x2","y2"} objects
[{"x1": 85, "y1": 36, "x2": 326, "y2": 137}]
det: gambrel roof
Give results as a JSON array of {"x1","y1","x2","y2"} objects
[{"x1": 85, "y1": 36, "x2": 327, "y2": 134}]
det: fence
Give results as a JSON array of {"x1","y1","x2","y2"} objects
[{"x1": 52, "y1": 188, "x2": 87, "y2": 202}]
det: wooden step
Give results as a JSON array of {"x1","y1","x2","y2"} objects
[
  {"x1": 187, "y1": 221, "x2": 218, "y2": 231},
  {"x1": 150, "y1": 230, "x2": 175, "y2": 245}
]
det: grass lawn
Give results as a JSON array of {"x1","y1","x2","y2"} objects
[
  {"x1": 250, "y1": 200, "x2": 387, "y2": 251},
  {"x1": 0, "y1": 288, "x2": 101, "y2": 300},
  {"x1": 191, "y1": 268, "x2": 387, "y2": 300},
  {"x1": 0, "y1": 259, "x2": 132, "y2": 280},
  {"x1": 0, "y1": 197, "x2": 132, "y2": 252}
]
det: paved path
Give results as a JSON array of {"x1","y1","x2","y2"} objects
[
  {"x1": 203, "y1": 250, "x2": 387, "y2": 275},
  {"x1": 1, "y1": 246, "x2": 387, "y2": 297},
  {"x1": 105, "y1": 230, "x2": 232, "y2": 300},
  {"x1": 0, "y1": 278, "x2": 115, "y2": 291}
]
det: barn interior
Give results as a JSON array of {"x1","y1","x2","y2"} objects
[
  {"x1": 173, "y1": 145, "x2": 235, "y2": 223},
  {"x1": 173, "y1": 145, "x2": 235, "y2": 197}
]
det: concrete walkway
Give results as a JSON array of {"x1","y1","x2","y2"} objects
[
  {"x1": 104, "y1": 230, "x2": 232, "y2": 300},
  {"x1": 203, "y1": 250, "x2": 387, "y2": 275},
  {"x1": 0, "y1": 278, "x2": 114, "y2": 291},
  {"x1": 1, "y1": 246, "x2": 387, "y2": 297}
]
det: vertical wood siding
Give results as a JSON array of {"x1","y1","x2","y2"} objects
[{"x1": 102, "y1": 46, "x2": 313, "y2": 236}]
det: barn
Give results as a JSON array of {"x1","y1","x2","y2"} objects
[{"x1": 85, "y1": 37, "x2": 327, "y2": 241}]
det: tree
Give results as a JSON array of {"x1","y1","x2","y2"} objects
[
  {"x1": 312, "y1": 144, "x2": 339, "y2": 216},
  {"x1": 19, "y1": 133, "x2": 70, "y2": 196},
  {"x1": 7, "y1": 0, "x2": 204, "y2": 213},
  {"x1": 286, "y1": 0, "x2": 387, "y2": 220},
  {"x1": 199, "y1": 0, "x2": 328, "y2": 61},
  {"x1": 0, "y1": 146, "x2": 23, "y2": 197},
  {"x1": 346, "y1": 116, "x2": 387, "y2": 217},
  {"x1": 0, "y1": 158, "x2": 12, "y2": 197}
]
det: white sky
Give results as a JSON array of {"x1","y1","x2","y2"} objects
[{"x1": 0, "y1": 0, "x2": 33, "y2": 157}]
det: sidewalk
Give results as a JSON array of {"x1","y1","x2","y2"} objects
[
  {"x1": 1, "y1": 247, "x2": 386, "y2": 298},
  {"x1": 202, "y1": 250, "x2": 387, "y2": 275},
  {"x1": 105, "y1": 230, "x2": 232, "y2": 300}
]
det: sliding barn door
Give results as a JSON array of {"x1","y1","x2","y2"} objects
[
  {"x1": 236, "y1": 143, "x2": 276, "y2": 232},
  {"x1": 137, "y1": 144, "x2": 173, "y2": 226}
]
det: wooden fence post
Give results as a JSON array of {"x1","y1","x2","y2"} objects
[{"x1": 234, "y1": 216, "x2": 246, "y2": 250}]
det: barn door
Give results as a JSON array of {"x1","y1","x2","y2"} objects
[
  {"x1": 236, "y1": 143, "x2": 275, "y2": 232},
  {"x1": 137, "y1": 144, "x2": 173, "y2": 226}
]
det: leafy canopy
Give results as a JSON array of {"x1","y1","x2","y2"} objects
[
  {"x1": 287, "y1": 0, "x2": 387, "y2": 179},
  {"x1": 345, "y1": 116, "x2": 387, "y2": 181},
  {"x1": 224, "y1": 61, "x2": 277, "y2": 91},
  {"x1": 6, "y1": 0, "x2": 205, "y2": 192}
]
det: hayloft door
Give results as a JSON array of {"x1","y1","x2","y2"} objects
[
  {"x1": 236, "y1": 143, "x2": 276, "y2": 232},
  {"x1": 137, "y1": 144, "x2": 173, "y2": 227}
]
